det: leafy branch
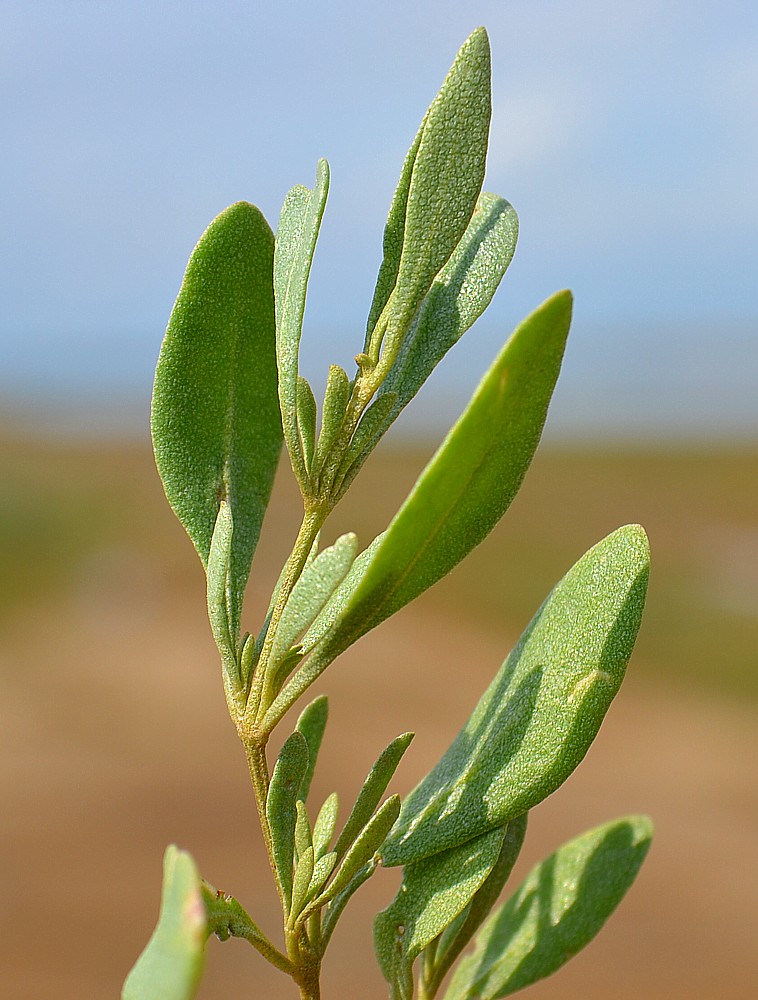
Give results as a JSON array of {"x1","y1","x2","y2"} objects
[{"x1": 123, "y1": 26, "x2": 653, "y2": 1000}]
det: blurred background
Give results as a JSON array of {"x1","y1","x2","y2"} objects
[{"x1": 1, "y1": 2, "x2": 756, "y2": 997}]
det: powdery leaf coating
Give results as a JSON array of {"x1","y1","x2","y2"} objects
[
  {"x1": 122, "y1": 846, "x2": 207, "y2": 1000},
  {"x1": 373, "y1": 826, "x2": 505, "y2": 994},
  {"x1": 151, "y1": 202, "x2": 282, "y2": 635},
  {"x1": 381, "y1": 525, "x2": 650, "y2": 866},
  {"x1": 443, "y1": 816, "x2": 653, "y2": 999},
  {"x1": 274, "y1": 159, "x2": 330, "y2": 487}
]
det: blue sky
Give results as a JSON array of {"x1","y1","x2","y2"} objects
[{"x1": 1, "y1": 1, "x2": 756, "y2": 437}]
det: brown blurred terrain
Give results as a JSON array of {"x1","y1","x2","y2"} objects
[{"x1": 2, "y1": 426, "x2": 757, "y2": 998}]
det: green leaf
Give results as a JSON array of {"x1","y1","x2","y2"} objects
[
  {"x1": 274, "y1": 159, "x2": 330, "y2": 488},
  {"x1": 374, "y1": 826, "x2": 505, "y2": 995},
  {"x1": 332, "y1": 392, "x2": 398, "y2": 499},
  {"x1": 266, "y1": 731, "x2": 309, "y2": 911},
  {"x1": 295, "y1": 695, "x2": 329, "y2": 802},
  {"x1": 269, "y1": 533, "x2": 359, "y2": 672},
  {"x1": 205, "y1": 502, "x2": 241, "y2": 707},
  {"x1": 295, "y1": 291, "x2": 572, "y2": 686},
  {"x1": 383, "y1": 193, "x2": 519, "y2": 416},
  {"x1": 294, "y1": 799, "x2": 313, "y2": 859},
  {"x1": 298, "y1": 533, "x2": 384, "y2": 657},
  {"x1": 313, "y1": 792, "x2": 339, "y2": 858},
  {"x1": 152, "y1": 202, "x2": 282, "y2": 635},
  {"x1": 443, "y1": 816, "x2": 653, "y2": 1000},
  {"x1": 289, "y1": 845, "x2": 315, "y2": 925},
  {"x1": 382, "y1": 525, "x2": 650, "y2": 866},
  {"x1": 122, "y1": 846, "x2": 207, "y2": 1000},
  {"x1": 313, "y1": 364, "x2": 351, "y2": 474},
  {"x1": 366, "y1": 28, "x2": 492, "y2": 365},
  {"x1": 430, "y1": 815, "x2": 528, "y2": 993},
  {"x1": 296, "y1": 376, "x2": 318, "y2": 474},
  {"x1": 326, "y1": 795, "x2": 401, "y2": 900},
  {"x1": 321, "y1": 862, "x2": 377, "y2": 949},
  {"x1": 333, "y1": 732, "x2": 414, "y2": 861}
]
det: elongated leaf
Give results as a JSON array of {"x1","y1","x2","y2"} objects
[
  {"x1": 374, "y1": 826, "x2": 505, "y2": 994},
  {"x1": 333, "y1": 391, "x2": 398, "y2": 499},
  {"x1": 298, "y1": 533, "x2": 385, "y2": 657},
  {"x1": 327, "y1": 795, "x2": 401, "y2": 900},
  {"x1": 368, "y1": 29, "x2": 492, "y2": 363},
  {"x1": 122, "y1": 846, "x2": 207, "y2": 1000},
  {"x1": 274, "y1": 159, "x2": 330, "y2": 487},
  {"x1": 334, "y1": 732, "x2": 414, "y2": 860},
  {"x1": 430, "y1": 815, "x2": 528, "y2": 993},
  {"x1": 294, "y1": 800, "x2": 313, "y2": 860},
  {"x1": 289, "y1": 846, "x2": 315, "y2": 925},
  {"x1": 313, "y1": 792, "x2": 339, "y2": 858},
  {"x1": 295, "y1": 695, "x2": 329, "y2": 802},
  {"x1": 205, "y1": 503, "x2": 238, "y2": 697},
  {"x1": 282, "y1": 292, "x2": 572, "y2": 709},
  {"x1": 296, "y1": 376, "x2": 317, "y2": 474},
  {"x1": 384, "y1": 193, "x2": 518, "y2": 414},
  {"x1": 152, "y1": 202, "x2": 282, "y2": 634},
  {"x1": 381, "y1": 525, "x2": 649, "y2": 866},
  {"x1": 269, "y1": 533, "x2": 359, "y2": 670},
  {"x1": 443, "y1": 816, "x2": 653, "y2": 1000},
  {"x1": 266, "y1": 731, "x2": 309, "y2": 911},
  {"x1": 321, "y1": 861, "x2": 377, "y2": 949},
  {"x1": 313, "y1": 364, "x2": 350, "y2": 474}
]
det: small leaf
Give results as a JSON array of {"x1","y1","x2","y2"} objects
[
  {"x1": 367, "y1": 29, "x2": 492, "y2": 365},
  {"x1": 443, "y1": 816, "x2": 654, "y2": 1000},
  {"x1": 384, "y1": 193, "x2": 519, "y2": 417},
  {"x1": 313, "y1": 364, "x2": 351, "y2": 474},
  {"x1": 373, "y1": 826, "x2": 505, "y2": 994},
  {"x1": 295, "y1": 695, "x2": 329, "y2": 802},
  {"x1": 269, "y1": 533, "x2": 359, "y2": 674},
  {"x1": 274, "y1": 159, "x2": 330, "y2": 488},
  {"x1": 333, "y1": 732, "x2": 414, "y2": 860},
  {"x1": 382, "y1": 525, "x2": 650, "y2": 865},
  {"x1": 205, "y1": 502, "x2": 239, "y2": 699},
  {"x1": 296, "y1": 376, "x2": 318, "y2": 474},
  {"x1": 327, "y1": 795, "x2": 401, "y2": 900},
  {"x1": 307, "y1": 851, "x2": 338, "y2": 901},
  {"x1": 152, "y1": 202, "x2": 282, "y2": 635},
  {"x1": 313, "y1": 792, "x2": 339, "y2": 858},
  {"x1": 266, "y1": 731, "x2": 309, "y2": 911},
  {"x1": 289, "y1": 845, "x2": 315, "y2": 925},
  {"x1": 122, "y1": 846, "x2": 207, "y2": 1000},
  {"x1": 295, "y1": 800, "x2": 313, "y2": 860},
  {"x1": 297, "y1": 291, "x2": 573, "y2": 681}
]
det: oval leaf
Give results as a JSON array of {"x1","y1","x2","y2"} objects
[
  {"x1": 122, "y1": 846, "x2": 207, "y2": 1000},
  {"x1": 443, "y1": 816, "x2": 653, "y2": 1000},
  {"x1": 382, "y1": 524, "x2": 650, "y2": 865},
  {"x1": 152, "y1": 202, "x2": 282, "y2": 634}
]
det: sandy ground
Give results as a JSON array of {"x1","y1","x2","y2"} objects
[{"x1": 2, "y1": 560, "x2": 757, "y2": 1000}]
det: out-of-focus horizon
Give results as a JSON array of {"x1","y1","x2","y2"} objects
[{"x1": 1, "y1": 1, "x2": 756, "y2": 442}]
